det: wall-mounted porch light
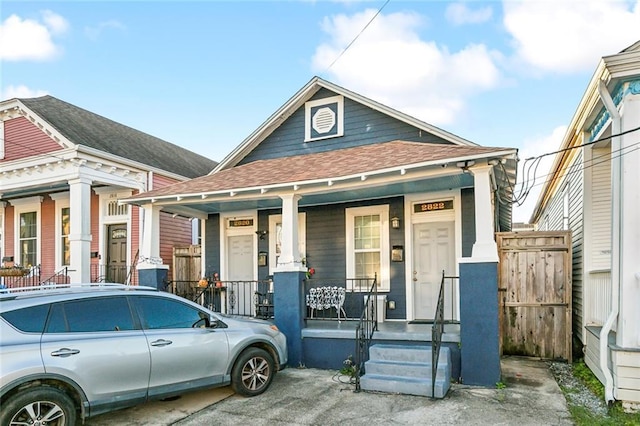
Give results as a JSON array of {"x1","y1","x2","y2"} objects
[
  {"x1": 391, "y1": 216, "x2": 401, "y2": 229},
  {"x1": 256, "y1": 230, "x2": 268, "y2": 240}
]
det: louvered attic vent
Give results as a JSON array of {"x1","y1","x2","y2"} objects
[{"x1": 305, "y1": 95, "x2": 344, "y2": 142}]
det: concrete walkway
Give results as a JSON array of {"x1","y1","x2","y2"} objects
[{"x1": 88, "y1": 356, "x2": 573, "y2": 425}]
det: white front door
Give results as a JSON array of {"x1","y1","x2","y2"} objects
[
  {"x1": 412, "y1": 221, "x2": 455, "y2": 320},
  {"x1": 227, "y1": 234, "x2": 254, "y2": 315}
]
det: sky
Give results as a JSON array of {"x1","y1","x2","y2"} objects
[{"x1": 1, "y1": 0, "x2": 640, "y2": 223}]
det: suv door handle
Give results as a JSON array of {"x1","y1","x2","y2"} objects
[
  {"x1": 150, "y1": 339, "x2": 173, "y2": 347},
  {"x1": 51, "y1": 348, "x2": 80, "y2": 357}
]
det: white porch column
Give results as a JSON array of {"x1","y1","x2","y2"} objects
[
  {"x1": 68, "y1": 178, "x2": 92, "y2": 283},
  {"x1": 140, "y1": 203, "x2": 162, "y2": 264},
  {"x1": 469, "y1": 164, "x2": 498, "y2": 261},
  {"x1": 617, "y1": 91, "x2": 640, "y2": 348},
  {"x1": 275, "y1": 194, "x2": 305, "y2": 272}
]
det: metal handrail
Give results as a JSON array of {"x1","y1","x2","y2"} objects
[
  {"x1": 40, "y1": 267, "x2": 70, "y2": 285},
  {"x1": 431, "y1": 271, "x2": 458, "y2": 398},
  {"x1": 354, "y1": 274, "x2": 378, "y2": 392}
]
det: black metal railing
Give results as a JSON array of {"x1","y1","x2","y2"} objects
[
  {"x1": 90, "y1": 264, "x2": 138, "y2": 285},
  {"x1": 303, "y1": 277, "x2": 377, "y2": 320},
  {"x1": 354, "y1": 274, "x2": 378, "y2": 392},
  {"x1": 169, "y1": 279, "x2": 273, "y2": 318},
  {"x1": 0, "y1": 265, "x2": 41, "y2": 288},
  {"x1": 40, "y1": 267, "x2": 71, "y2": 285},
  {"x1": 431, "y1": 271, "x2": 458, "y2": 398}
]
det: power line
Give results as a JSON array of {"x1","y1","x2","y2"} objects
[
  {"x1": 511, "y1": 125, "x2": 640, "y2": 206},
  {"x1": 325, "y1": 0, "x2": 390, "y2": 72}
]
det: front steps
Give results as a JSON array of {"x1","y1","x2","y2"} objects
[{"x1": 359, "y1": 344, "x2": 451, "y2": 398}]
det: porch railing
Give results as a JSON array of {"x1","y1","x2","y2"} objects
[
  {"x1": 353, "y1": 274, "x2": 378, "y2": 392},
  {"x1": 431, "y1": 271, "x2": 458, "y2": 398},
  {"x1": 0, "y1": 266, "x2": 71, "y2": 289},
  {"x1": 0, "y1": 265, "x2": 42, "y2": 288},
  {"x1": 168, "y1": 279, "x2": 273, "y2": 318}
]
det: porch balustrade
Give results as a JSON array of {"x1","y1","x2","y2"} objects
[{"x1": 168, "y1": 276, "x2": 377, "y2": 321}]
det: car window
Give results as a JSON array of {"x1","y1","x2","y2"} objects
[
  {"x1": 1, "y1": 304, "x2": 50, "y2": 333},
  {"x1": 134, "y1": 296, "x2": 205, "y2": 329},
  {"x1": 45, "y1": 297, "x2": 135, "y2": 333}
]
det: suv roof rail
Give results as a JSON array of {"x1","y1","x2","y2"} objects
[{"x1": 0, "y1": 283, "x2": 157, "y2": 299}]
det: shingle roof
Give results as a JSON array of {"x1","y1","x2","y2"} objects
[
  {"x1": 135, "y1": 140, "x2": 513, "y2": 199},
  {"x1": 19, "y1": 95, "x2": 217, "y2": 179}
]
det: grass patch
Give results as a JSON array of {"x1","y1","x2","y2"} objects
[{"x1": 563, "y1": 359, "x2": 640, "y2": 426}]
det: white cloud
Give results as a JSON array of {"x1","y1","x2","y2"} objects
[
  {"x1": 445, "y1": 3, "x2": 493, "y2": 25},
  {"x1": 0, "y1": 11, "x2": 68, "y2": 61},
  {"x1": 504, "y1": 0, "x2": 640, "y2": 74},
  {"x1": 511, "y1": 126, "x2": 567, "y2": 223},
  {"x1": 1, "y1": 85, "x2": 49, "y2": 101},
  {"x1": 84, "y1": 20, "x2": 126, "y2": 41},
  {"x1": 311, "y1": 9, "x2": 502, "y2": 126},
  {"x1": 42, "y1": 10, "x2": 69, "y2": 35}
]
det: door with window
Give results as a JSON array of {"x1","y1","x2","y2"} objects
[
  {"x1": 412, "y1": 221, "x2": 455, "y2": 320},
  {"x1": 107, "y1": 224, "x2": 127, "y2": 283}
]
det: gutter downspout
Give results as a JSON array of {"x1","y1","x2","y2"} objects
[{"x1": 596, "y1": 79, "x2": 619, "y2": 404}]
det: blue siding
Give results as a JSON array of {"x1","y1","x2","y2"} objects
[
  {"x1": 204, "y1": 214, "x2": 221, "y2": 276},
  {"x1": 259, "y1": 197, "x2": 407, "y2": 318},
  {"x1": 461, "y1": 188, "x2": 475, "y2": 257},
  {"x1": 239, "y1": 88, "x2": 452, "y2": 164}
]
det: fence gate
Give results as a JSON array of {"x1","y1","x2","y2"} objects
[
  {"x1": 496, "y1": 231, "x2": 572, "y2": 361},
  {"x1": 173, "y1": 245, "x2": 201, "y2": 283}
]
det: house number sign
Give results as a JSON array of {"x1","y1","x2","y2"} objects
[
  {"x1": 229, "y1": 219, "x2": 253, "y2": 227},
  {"x1": 414, "y1": 200, "x2": 453, "y2": 213}
]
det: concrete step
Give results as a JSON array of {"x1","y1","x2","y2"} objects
[
  {"x1": 364, "y1": 358, "x2": 450, "y2": 379},
  {"x1": 359, "y1": 374, "x2": 450, "y2": 398},
  {"x1": 360, "y1": 344, "x2": 452, "y2": 398}
]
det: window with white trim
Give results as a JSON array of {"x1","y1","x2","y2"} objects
[
  {"x1": 12, "y1": 197, "x2": 42, "y2": 268},
  {"x1": 50, "y1": 193, "x2": 70, "y2": 269},
  {"x1": 346, "y1": 205, "x2": 389, "y2": 291},
  {"x1": 61, "y1": 207, "x2": 70, "y2": 266},
  {"x1": 19, "y1": 212, "x2": 37, "y2": 268}
]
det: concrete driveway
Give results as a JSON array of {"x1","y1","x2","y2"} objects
[{"x1": 88, "y1": 356, "x2": 572, "y2": 425}]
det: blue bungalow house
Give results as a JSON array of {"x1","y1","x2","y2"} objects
[{"x1": 124, "y1": 77, "x2": 518, "y2": 395}]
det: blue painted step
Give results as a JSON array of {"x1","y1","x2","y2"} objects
[{"x1": 360, "y1": 344, "x2": 451, "y2": 398}]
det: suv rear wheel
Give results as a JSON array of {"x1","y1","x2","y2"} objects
[
  {"x1": 0, "y1": 386, "x2": 77, "y2": 426},
  {"x1": 231, "y1": 347, "x2": 274, "y2": 396}
]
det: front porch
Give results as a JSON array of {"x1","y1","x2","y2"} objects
[{"x1": 170, "y1": 277, "x2": 462, "y2": 382}]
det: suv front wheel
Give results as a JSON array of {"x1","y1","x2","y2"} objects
[
  {"x1": 231, "y1": 347, "x2": 274, "y2": 396},
  {"x1": 0, "y1": 386, "x2": 77, "y2": 426}
]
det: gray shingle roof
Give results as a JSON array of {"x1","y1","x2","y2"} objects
[{"x1": 19, "y1": 95, "x2": 217, "y2": 179}]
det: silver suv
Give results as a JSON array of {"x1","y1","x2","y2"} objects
[{"x1": 0, "y1": 284, "x2": 287, "y2": 425}]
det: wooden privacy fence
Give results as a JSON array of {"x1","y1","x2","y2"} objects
[
  {"x1": 497, "y1": 231, "x2": 572, "y2": 361},
  {"x1": 173, "y1": 245, "x2": 201, "y2": 283}
]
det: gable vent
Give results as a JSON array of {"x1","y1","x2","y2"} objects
[{"x1": 312, "y1": 107, "x2": 336, "y2": 134}]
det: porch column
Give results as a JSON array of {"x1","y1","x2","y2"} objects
[
  {"x1": 273, "y1": 193, "x2": 306, "y2": 367},
  {"x1": 458, "y1": 162, "x2": 500, "y2": 386},
  {"x1": 68, "y1": 178, "x2": 92, "y2": 283},
  {"x1": 138, "y1": 203, "x2": 168, "y2": 289},
  {"x1": 469, "y1": 164, "x2": 498, "y2": 261},
  {"x1": 617, "y1": 89, "x2": 640, "y2": 348}
]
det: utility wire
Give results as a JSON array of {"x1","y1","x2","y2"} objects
[
  {"x1": 325, "y1": 0, "x2": 390, "y2": 72},
  {"x1": 510, "y1": 125, "x2": 640, "y2": 205}
]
